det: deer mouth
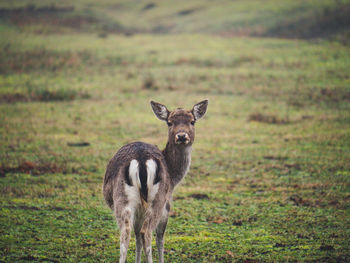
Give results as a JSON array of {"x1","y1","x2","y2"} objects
[{"x1": 175, "y1": 133, "x2": 190, "y2": 145}]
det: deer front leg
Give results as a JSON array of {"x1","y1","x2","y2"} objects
[{"x1": 156, "y1": 218, "x2": 168, "y2": 263}]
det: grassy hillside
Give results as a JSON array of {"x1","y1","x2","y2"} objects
[
  {"x1": 1, "y1": 1, "x2": 350, "y2": 262},
  {"x1": 0, "y1": 0, "x2": 349, "y2": 41}
]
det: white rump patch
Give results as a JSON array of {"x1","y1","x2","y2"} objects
[
  {"x1": 124, "y1": 159, "x2": 141, "y2": 209},
  {"x1": 129, "y1": 159, "x2": 141, "y2": 188},
  {"x1": 146, "y1": 159, "x2": 157, "y2": 188},
  {"x1": 124, "y1": 159, "x2": 160, "y2": 208},
  {"x1": 146, "y1": 159, "x2": 160, "y2": 202}
]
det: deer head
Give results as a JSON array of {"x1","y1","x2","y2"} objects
[{"x1": 150, "y1": 100, "x2": 208, "y2": 147}]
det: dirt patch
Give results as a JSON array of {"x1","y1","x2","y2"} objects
[
  {"x1": 248, "y1": 112, "x2": 290, "y2": 124},
  {"x1": 232, "y1": 219, "x2": 243, "y2": 226},
  {"x1": 67, "y1": 142, "x2": 90, "y2": 147},
  {"x1": 10, "y1": 14, "x2": 96, "y2": 29},
  {"x1": 49, "y1": 206, "x2": 66, "y2": 211},
  {"x1": 0, "y1": 48, "x2": 92, "y2": 74},
  {"x1": 173, "y1": 196, "x2": 185, "y2": 201},
  {"x1": 226, "y1": 250, "x2": 235, "y2": 258},
  {"x1": 141, "y1": 74, "x2": 158, "y2": 90},
  {"x1": 319, "y1": 245, "x2": 334, "y2": 251},
  {"x1": 18, "y1": 254, "x2": 60, "y2": 263},
  {"x1": 0, "y1": 93, "x2": 28, "y2": 103},
  {"x1": 142, "y1": 3, "x2": 156, "y2": 11},
  {"x1": 19, "y1": 255, "x2": 37, "y2": 261},
  {"x1": 189, "y1": 193, "x2": 209, "y2": 200},
  {"x1": 274, "y1": 242, "x2": 286, "y2": 248},
  {"x1": 231, "y1": 56, "x2": 262, "y2": 67},
  {"x1": 169, "y1": 210, "x2": 178, "y2": 218},
  {"x1": 287, "y1": 194, "x2": 314, "y2": 207},
  {"x1": 175, "y1": 58, "x2": 217, "y2": 67},
  {"x1": 284, "y1": 163, "x2": 301, "y2": 169},
  {"x1": 207, "y1": 216, "x2": 227, "y2": 224},
  {"x1": 0, "y1": 89, "x2": 90, "y2": 104},
  {"x1": 288, "y1": 86, "x2": 350, "y2": 107},
  {"x1": 263, "y1": 155, "x2": 288, "y2": 161},
  {"x1": 1, "y1": 47, "x2": 131, "y2": 74},
  {"x1": 319, "y1": 87, "x2": 350, "y2": 103},
  {"x1": 231, "y1": 216, "x2": 258, "y2": 226},
  {"x1": 178, "y1": 9, "x2": 196, "y2": 16},
  {"x1": 0, "y1": 160, "x2": 67, "y2": 176},
  {"x1": 0, "y1": 5, "x2": 97, "y2": 31},
  {"x1": 261, "y1": 163, "x2": 302, "y2": 174},
  {"x1": 5, "y1": 205, "x2": 40, "y2": 211},
  {"x1": 175, "y1": 56, "x2": 260, "y2": 68},
  {"x1": 5, "y1": 205, "x2": 68, "y2": 211}
]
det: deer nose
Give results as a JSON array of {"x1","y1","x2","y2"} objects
[{"x1": 175, "y1": 133, "x2": 190, "y2": 144}]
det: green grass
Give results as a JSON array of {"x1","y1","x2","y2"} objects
[
  {"x1": 1, "y1": 1, "x2": 350, "y2": 262},
  {"x1": 1, "y1": 0, "x2": 349, "y2": 40}
]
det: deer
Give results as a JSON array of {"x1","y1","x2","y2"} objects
[{"x1": 103, "y1": 99, "x2": 208, "y2": 263}]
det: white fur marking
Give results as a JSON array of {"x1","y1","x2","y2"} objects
[
  {"x1": 120, "y1": 243, "x2": 127, "y2": 263},
  {"x1": 129, "y1": 159, "x2": 141, "y2": 188},
  {"x1": 120, "y1": 243, "x2": 126, "y2": 254},
  {"x1": 124, "y1": 185, "x2": 140, "y2": 211},
  {"x1": 146, "y1": 246, "x2": 152, "y2": 257},
  {"x1": 146, "y1": 159, "x2": 157, "y2": 188},
  {"x1": 146, "y1": 159, "x2": 160, "y2": 202},
  {"x1": 124, "y1": 159, "x2": 160, "y2": 209},
  {"x1": 124, "y1": 160, "x2": 141, "y2": 210}
]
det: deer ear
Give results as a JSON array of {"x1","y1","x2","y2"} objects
[
  {"x1": 150, "y1": 101, "x2": 169, "y2": 121},
  {"x1": 192, "y1": 99, "x2": 208, "y2": 120}
]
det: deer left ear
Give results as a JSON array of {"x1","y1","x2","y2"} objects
[
  {"x1": 192, "y1": 99, "x2": 208, "y2": 120},
  {"x1": 150, "y1": 101, "x2": 169, "y2": 121}
]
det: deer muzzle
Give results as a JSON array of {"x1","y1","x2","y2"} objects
[{"x1": 175, "y1": 132, "x2": 190, "y2": 145}]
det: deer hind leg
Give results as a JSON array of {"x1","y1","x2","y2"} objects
[
  {"x1": 118, "y1": 208, "x2": 132, "y2": 263},
  {"x1": 140, "y1": 215, "x2": 153, "y2": 263},
  {"x1": 134, "y1": 214, "x2": 143, "y2": 263},
  {"x1": 140, "y1": 207, "x2": 162, "y2": 263},
  {"x1": 156, "y1": 202, "x2": 170, "y2": 263},
  {"x1": 135, "y1": 231, "x2": 142, "y2": 263},
  {"x1": 140, "y1": 230, "x2": 153, "y2": 263},
  {"x1": 140, "y1": 200, "x2": 168, "y2": 263}
]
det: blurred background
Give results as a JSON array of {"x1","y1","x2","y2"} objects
[{"x1": 1, "y1": 0, "x2": 350, "y2": 262}]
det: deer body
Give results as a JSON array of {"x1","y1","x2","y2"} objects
[{"x1": 103, "y1": 100, "x2": 208, "y2": 263}]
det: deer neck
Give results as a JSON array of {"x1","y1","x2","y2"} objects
[{"x1": 162, "y1": 142, "x2": 192, "y2": 188}]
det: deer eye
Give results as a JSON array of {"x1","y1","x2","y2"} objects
[
  {"x1": 167, "y1": 122, "x2": 173, "y2": 127},
  {"x1": 191, "y1": 121, "x2": 195, "y2": 125}
]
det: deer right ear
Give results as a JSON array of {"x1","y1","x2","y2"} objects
[
  {"x1": 192, "y1": 99, "x2": 208, "y2": 120},
  {"x1": 150, "y1": 101, "x2": 169, "y2": 121}
]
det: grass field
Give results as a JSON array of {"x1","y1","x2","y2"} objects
[{"x1": 1, "y1": 0, "x2": 350, "y2": 262}]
